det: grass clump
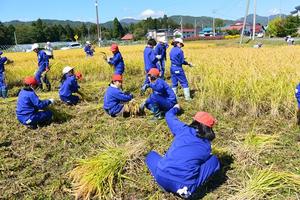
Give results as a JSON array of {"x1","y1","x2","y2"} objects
[{"x1": 68, "y1": 139, "x2": 145, "y2": 199}]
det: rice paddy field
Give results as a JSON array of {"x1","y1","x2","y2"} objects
[{"x1": 0, "y1": 39, "x2": 300, "y2": 199}]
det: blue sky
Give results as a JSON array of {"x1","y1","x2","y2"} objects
[{"x1": 1, "y1": 0, "x2": 299, "y2": 23}]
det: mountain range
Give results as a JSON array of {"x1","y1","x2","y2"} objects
[{"x1": 3, "y1": 14, "x2": 287, "y2": 29}]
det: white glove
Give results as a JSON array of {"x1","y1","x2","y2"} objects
[
  {"x1": 173, "y1": 104, "x2": 180, "y2": 109},
  {"x1": 156, "y1": 55, "x2": 162, "y2": 60},
  {"x1": 188, "y1": 62, "x2": 194, "y2": 67},
  {"x1": 107, "y1": 58, "x2": 111, "y2": 63},
  {"x1": 49, "y1": 98, "x2": 55, "y2": 104}
]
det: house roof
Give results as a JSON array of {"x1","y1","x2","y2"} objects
[{"x1": 121, "y1": 34, "x2": 134, "y2": 40}]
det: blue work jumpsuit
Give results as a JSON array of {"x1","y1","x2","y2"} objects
[
  {"x1": 155, "y1": 43, "x2": 168, "y2": 78},
  {"x1": 103, "y1": 84, "x2": 133, "y2": 117},
  {"x1": 143, "y1": 46, "x2": 159, "y2": 85},
  {"x1": 145, "y1": 107, "x2": 220, "y2": 198},
  {"x1": 84, "y1": 45, "x2": 94, "y2": 57},
  {"x1": 59, "y1": 74, "x2": 80, "y2": 105},
  {"x1": 35, "y1": 50, "x2": 51, "y2": 89},
  {"x1": 145, "y1": 78, "x2": 177, "y2": 113},
  {"x1": 0, "y1": 56, "x2": 8, "y2": 97},
  {"x1": 169, "y1": 46, "x2": 189, "y2": 88},
  {"x1": 16, "y1": 88, "x2": 52, "y2": 127},
  {"x1": 108, "y1": 51, "x2": 125, "y2": 75}
]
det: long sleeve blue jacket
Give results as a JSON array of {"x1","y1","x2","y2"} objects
[
  {"x1": 103, "y1": 84, "x2": 133, "y2": 116},
  {"x1": 149, "y1": 78, "x2": 176, "y2": 103},
  {"x1": 84, "y1": 45, "x2": 94, "y2": 56},
  {"x1": 108, "y1": 51, "x2": 125, "y2": 75},
  {"x1": 155, "y1": 43, "x2": 168, "y2": 60},
  {"x1": 144, "y1": 46, "x2": 158, "y2": 72},
  {"x1": 16, "y1": 88, "x2": 51, "y2": 123},
  {"x1": 170, "y1": 46, "x2": 188, "y2": 67},
  {"x1": 37, "y1": 50, "x2": 49, "y2": 72},
  {"x1": 0, "y1": 57, "x2": 7, "y2": 73},
  {"x1": 295, "y1": 83, "x2": 300, "y2": 108},
  {"x1": 156, "y1": 107, "x2": 213, "y2": 185},
  {"x1": 59, "y1": 75, "x2": 80, "y2": 97}
]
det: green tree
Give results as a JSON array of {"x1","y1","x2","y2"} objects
[
  {"x1": 283, "y1": 16, "x2": 300, "y2": 36},
  {"x1": 112, "y1": 18, "x2": 124, "y2": 39},
  {"x1": 64, "y1": 24, "x2": 75, "y2": 41},
  {"x1": 32, "y1": 18, "x2": 46, "y2": 42},
  {"x1": 267, "y1": 17, "x2": 286, "y2": 37},
  {"x1": 215, "y1": 18, "x2": 225, "y2": 32}
]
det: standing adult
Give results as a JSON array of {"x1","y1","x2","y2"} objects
[
  {"x1": 169, "y1": 38, "x2": 193, "y2": 101},
  {"x1": 31, "y1": 43, "x2": 51, "y2": 91},
  {"x1": 44, "y1": 41, "x2": 54, "y2": 59}
]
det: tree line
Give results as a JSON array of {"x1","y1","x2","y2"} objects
[{"x1": 0, "y1": 15, "x2": 179, "y2": 45}]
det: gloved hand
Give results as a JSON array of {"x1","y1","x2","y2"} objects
[
  {"x1": 49, "y1": 98, "x2": 55, "y2": 104},
  {"x1": 173, "y1": 104, "x2": 180, "y2": 109},
  {"x1": 188, "y1": 62, "x2": 194, "y2": 67},
  {"x1": 140, "y1": 84, "x2": 149, "y2": 96},
  {"x1": 156, "y1": 55, "x2": 162, "y2": 60},
  {"x1": 107, "y1": 58, "x2": 111, "y2": 63}
]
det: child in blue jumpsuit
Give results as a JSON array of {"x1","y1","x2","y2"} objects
[
  {"x1": 295, "y1": 83, "x2": 300, "y2": 125},
  {"x1": 31, "y1": 43, "x2": 51, "y2": 91},
  {"x1": 141, "y1": 68, "x2": 177, "y2": 119},
  {"x1": 145, "y1": 105, "x2": 220, "y2": 198},
  {"x1": 142, "y1": 39, "x2": 160, "y2": 90},
  {"x1": 59, "y1": 66, "x2": 81, "y2": 105},
  {"x1": 16, "y1": 76, "x2": 54, "y2": 129},
  {"x1": 107, "y1": 43, "x2": 125, "y2": 75},
  {"x1": 169, "y1": 38, "x2": 193, "y2": 101},
  {"x1": 0, "y1": 51, "x2": 11, "y2": 98},
  {"x1": 84, "y1": 41, "x2": 94, "y2": 57},
  {"x1": 103, "y1": 74, "x2": 133, "y2": 117},
  {"x1": 155, "y1": 38, "x2": 169, "y2": 79}
]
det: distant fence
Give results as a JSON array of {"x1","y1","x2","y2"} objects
[{"x1": 0, "y1": 40, "x2": 147, "y2": 52}]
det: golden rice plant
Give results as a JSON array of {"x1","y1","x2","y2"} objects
[
  {"x1": 228, "y1": 167, "x2": 300, "y2": 200},
  {"x1": 68, "y1": 139, "x2": 145, "y2": 200}
]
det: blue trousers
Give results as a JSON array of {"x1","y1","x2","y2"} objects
[
  {"x1": 145, "y1": 94, "x2": 176, "y2": 112},
  {"x1": 18, "y1": 110, "x2": 53, "y2": 126},
  {"x1": 60, "y1": 95, "x2": 79, "y2": 105},
  {"x1": 114, "y1": 67, "x2": 124, "y2": 75},
  {"x1": 170, "y1": 66, "x2": 189, "y2": 88},
  {"x1": 145, "y1": 151, "x2": 220, "y2": 197},
  {"x1": 0, "y1": 73, "x2": 6, "y2": 87},
  {"x1": 35, "y1": 69, "x2": 50, "y2": 86},
  {"x1": 157, "y1": 60, "x2": 165, "y2": 78}
]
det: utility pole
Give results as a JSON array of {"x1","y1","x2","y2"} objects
[
  {"x1": 194, "y1": 19, "x2": 197, "y2": 37},
  {"x1": 180, "y1": 16, "x2": 183, "y2": 35},
  {"x1": 240, "y1": 0, "x2": 250, "y2": 45},
  {"x1": 14, "y1": 31, "x2": 18, "y2": 45},
  {"x1": 212, "y1": 10, "x2": 216, "y2": 36},
  {"x1": 95, "y1": 0, "x2": 101, "y2": 46},
  {"x1": 252, "y1": 0, "x2": 256, "y2": 40}
]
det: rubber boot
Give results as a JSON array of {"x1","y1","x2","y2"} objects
[
  {"x1": 172, "y1": 87, "x2": 177, "y2": 96},
  {"x1": 1, "y1": 86, "x2": 8, "y2": 98},
  {"x1": 183, "y1": 87, "x2": 191, "y2": 101},
  {"x1": 297, "y1": 109, "x2": 300, "y2": 126},
  {"x1": 149, "y1": 104, "x2": 163, "y2": 120}
]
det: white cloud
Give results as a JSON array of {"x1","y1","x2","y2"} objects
[
  {"x1": 269, "y1": 8, "x2": 280, "y2": 15},
  {"x1": 140, "y1": 9, "x2": 164, "y2": 19}
]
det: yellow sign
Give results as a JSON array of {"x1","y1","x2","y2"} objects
[{"x1": 74, "y1": 35, "x2": 79, "y2": 41}]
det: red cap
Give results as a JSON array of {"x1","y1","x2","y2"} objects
[
  {"x1": 75, "y1": 72, "x2": 83, "y2": 80},
  {"x1": 110, "y1": 44, "x2": 119, "y2": 52},
  {"x1": 112, "y1": 74, "x2": 122, "y2": 82},
  {"x1": 148, "y1": 68, "x2": 160, "y2": 77},
  {"x1": 24, "y1": 76, "x2": 38, "y2": 86},
  {"x1": 193, "y1": 112, "x2": 217, "y2": 128}
]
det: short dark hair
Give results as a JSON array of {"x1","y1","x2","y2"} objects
[
  {"x1": 189, "y1": 120, "x2": 216, "y2": 141},
  {"x1": 148, "y1": 38, "x2": 157, "y2": 46}
]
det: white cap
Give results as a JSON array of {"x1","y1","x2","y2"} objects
[
  {"x1": 158, "y1": 37, "x2": 167, "y2": 43},
  {"x1": 86, "y1": 41, "x2": 91, "y2": 44},
  {"x1": 174, "y1": 38, "x2": 184, "y2": 44},
  {"x1": 62, "y1": 66, "x2": 74, "y2": 74},
  {"x1": 46, "y1": 41, "x2": 51, "y2": 45},
  {"x1": 31, "y1": 43, "x2": 39, "y2": 51}
]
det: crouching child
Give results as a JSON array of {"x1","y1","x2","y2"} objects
[{"x1": 103, "y1": 74, "x2": 133, "y2": 117}]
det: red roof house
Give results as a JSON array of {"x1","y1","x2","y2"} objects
[{"x1": 121, "y1": 34, "x2": 134, "y2": 41}]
